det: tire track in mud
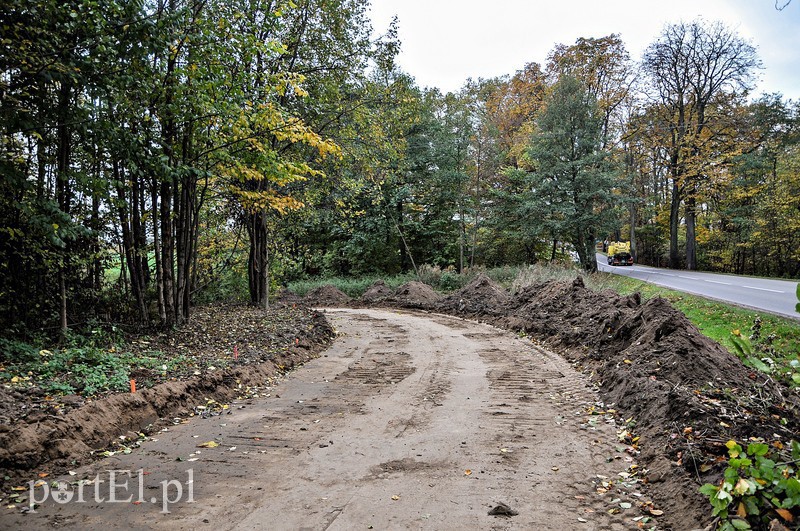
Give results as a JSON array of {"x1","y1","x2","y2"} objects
[{"x1": 2, "y1": 309, "x2": 651, "y2": 530}]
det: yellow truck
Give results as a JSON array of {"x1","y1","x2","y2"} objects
[{"x1": 607, "y1": 241, "x2": 634, "y2": 266}]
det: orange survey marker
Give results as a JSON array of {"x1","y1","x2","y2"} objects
[{"x1": 130, "y1": 379, "x2": 136, "y2": 393}]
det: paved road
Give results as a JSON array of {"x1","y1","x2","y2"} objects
[
  {"x1": 1, "y1": 309, "x2": 642, "y2": 530},
  {"x1": 596, "y1": 253, "x2": 799, "y2": 320}
]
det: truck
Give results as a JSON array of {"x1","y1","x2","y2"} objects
[{"x1": 607, "y1": 241, "x2": 634, "y2": 266}]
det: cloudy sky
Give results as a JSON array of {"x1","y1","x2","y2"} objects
[{"x1": 368, "y1": 0, "x2": 800, "y2": 101}]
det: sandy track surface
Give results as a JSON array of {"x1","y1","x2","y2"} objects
[{"x1": 4, "y1": 309, "x2": 644, "y2": 530}]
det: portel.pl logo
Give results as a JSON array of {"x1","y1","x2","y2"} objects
[{"x1": 28, "y1": 468, "x2": 194, "y2": 513}]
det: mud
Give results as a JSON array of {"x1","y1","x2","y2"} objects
[{"x1": 0, "y1": 309, "x2": 656, "y2": 530}]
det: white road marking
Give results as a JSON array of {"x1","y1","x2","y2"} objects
[
  {"x1": 705, "y1": 280, "x2": 731, "y2": 285},
  {"x1": 742, "y1": 285, "x2": 784, "y2": 293},
  {"x1": 678, "y1": 275, "x2": 699, "y2": 280}
]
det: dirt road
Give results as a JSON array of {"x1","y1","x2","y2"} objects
[{"x1": 4, "y1": 309, "x2": 652, "y2": 530}]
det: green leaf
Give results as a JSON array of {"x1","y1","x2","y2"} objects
[
  {"x1": 700, "y1": 483, "x2": 720, "y2": 496},
  {"x1": 730, "y1": 519, "x2": 751, "y2": 530},
  {"x1": 747, "y1": 443, "x2": 769, "y2": 457}
]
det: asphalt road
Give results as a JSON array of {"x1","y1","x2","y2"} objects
[{"x1": 596, "y1": 253, "x2": 799, "y2": 320}]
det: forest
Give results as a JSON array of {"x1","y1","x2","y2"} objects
[{"x1": 2, "y1": 0, "x2": 799, "y2": 336}]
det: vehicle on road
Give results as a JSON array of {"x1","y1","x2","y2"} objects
[{"x1": 607, "y1": 241, "x2": 634, "y2": 266}]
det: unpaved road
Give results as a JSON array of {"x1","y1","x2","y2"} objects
[{"x1": 3, "y1": 309, "x2": 649, "y2": 530}]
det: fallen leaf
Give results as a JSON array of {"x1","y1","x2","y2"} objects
[
  {"x1": 197, "y1": 441, "x2": 219, "y2": 448},
  {"x1": 37, "y1": 473, "x2": 48, "y2": 478},
  {"x1": 464, "y1": 469, "x2": 472, "y2": 476},
  {"x1": 649, "y1": 509, "x2": 664, "y2": 516},
  {"x1": 736, "y1": 502, "x2": 747, "y2": 518},
  {"x1": 391, "y1": 495, "x2": 400, "y2": 501},
  {"x1": 776, "y1": 508, "x2": 794, "y2": 522},
  {"x1": 551, "y1": 466, "x2": 559, "y2": 471},
  {"x1": 620, "y1": 502, "x2": 632, "y2": 509}
]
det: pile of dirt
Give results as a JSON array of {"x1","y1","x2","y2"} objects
[
  {"x1": 303, "y1": 285, "x2": 352, "y2": 306},
  {"x1": 494, "y1": 277, "x2": 800, "y2": 530},
  {"x1": 0, "y1": 306, "x2": 335, "y2": 486},
  {"x1": 437, "y1": 273, "x2": 510, "y2": 317},
  {"x1": 388, "y1": 281, "x2": 443, "y2": 310},
  {"x1": 360, "y1": 280, "x2": 394, "y2": 303}
]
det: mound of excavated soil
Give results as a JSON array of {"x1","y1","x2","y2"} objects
[
  {"x1": 360, "y1": 280, "x2": 394, "y2": 303},
  {"x1": 496, "y1": 276, "x2": 800, "y2": 530},
  {"x1": 303, "y1": 285, "x2": 352, "y2": 306},
  {"x1": 388, "y1": 281, "x2": 442, "y2": 310},
  {"x1": 437, "y1": 273, "x2": 510, "y2": 316}
]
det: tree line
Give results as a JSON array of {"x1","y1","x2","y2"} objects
[{"x1": 2, "y1": 1, "x2": 798, "y2": 337}]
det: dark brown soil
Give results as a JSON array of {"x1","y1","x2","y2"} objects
[
  {"x1": 437, "y1": 273, "x2": 511, "y2": 316},
  {"x1": 303, "y1": 284, "x2": 352, "y2": 306},
  {"x1": 0, "y1": 305, "x2": 334, "y2": 490},
  {"x1": 374, "y1": 275, "x2": 800, "y2": 531},
  {"x1": 387, "y1": 281, "x2": 443, "y2": 310},
  {"x1": 360, "y1": 280, "x2": 393, "y2": 303}
]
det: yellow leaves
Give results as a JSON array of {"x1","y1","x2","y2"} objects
[{"x1": 196, "y1": 441, "x2": 219, "y2": 448}]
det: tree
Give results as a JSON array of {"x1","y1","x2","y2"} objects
[
  {"x1": 642, "y1": 19, "x2": 760, "y2": 270},
  {"x1": 522, "y1": 76, "x2": 619, "y2": 272}
]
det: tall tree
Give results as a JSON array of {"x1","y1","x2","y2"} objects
[
  {"x1": 523, "y1": 76, "x2": 619, "y2": 272},
  {"x1": 642, "y1": 19, "x2": 760, "y2": 270}
]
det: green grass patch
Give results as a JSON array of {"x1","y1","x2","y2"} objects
[{"x1": 287, "y1": 273, "x2": 416, "y2": 298}]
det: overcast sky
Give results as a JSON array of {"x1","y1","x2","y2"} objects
[{"x1": 368, "y1": 0, "x2": 800, "y2": 101}]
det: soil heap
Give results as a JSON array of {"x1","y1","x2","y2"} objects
[
  {"x1": 274, "y1": 287, "x2": 303, "y2": 306},
  {"x1": 360, "y1": 280, "x2": 394, "y2": 303},
  {"x1": 496, "y1": 276, "x2": 800, "y2": 530},
  {"x1": 437, "y1": 273, "x2": 511, "y2": 317},
  {"x1": 388, "y1": 281, "x2": 443, "y2": 310},
  {"x1": 303, "y1": 285, "x2": 352, "y2": 306}
]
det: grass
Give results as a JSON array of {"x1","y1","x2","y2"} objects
[{"x1": 287, "y1": 273, "x2": 416, "y2": 298}]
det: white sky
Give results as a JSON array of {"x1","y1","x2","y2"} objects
[{"x1": 368, "y1": 0, "x2": 800, "y2": 101}]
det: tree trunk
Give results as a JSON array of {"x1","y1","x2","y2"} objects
[
  {"x1": 668, "y1": 180, "x2": 681, "y2": 269},
  {"x1": 247, "y1": 209, "x2": 270, "y2": 308},
  {"x1": 152, "y1": 180, "x2": 166, "y2": 324},
  {"x1": 685, "y1": 193, "x2": 697, "y2": 271}
]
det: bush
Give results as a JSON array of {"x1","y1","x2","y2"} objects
[{"x1": 700, "y1": 440, "x2": 800, "y2": 530}]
